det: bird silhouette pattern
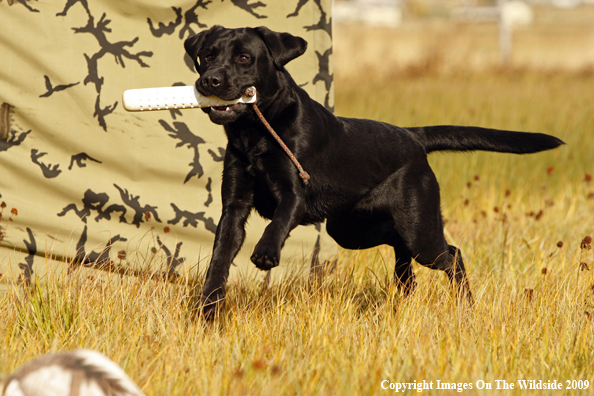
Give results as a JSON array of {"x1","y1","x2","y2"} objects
[{"x1": 39, "y1": 75, "x2": 80, "y2": 98}]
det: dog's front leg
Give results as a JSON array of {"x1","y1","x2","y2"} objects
[
  {"x1": 201, "y1": 152, "x2": 254, "y2": 319},
  {"x1": 251, "y1": 191, "x2": 306, "y2": 270}
]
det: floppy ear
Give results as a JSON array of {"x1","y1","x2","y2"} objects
[
  {"x1": 252, "y1": 27, "x2": 308, "y2": 69},
  {"x1": 184, "y1": 26, "x2": 223, "y2": 72}
]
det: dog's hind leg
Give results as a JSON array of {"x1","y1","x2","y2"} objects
[
  {"x1": 443, "y1": 245, "x2": 472, "y2": 304},
  {"x1": 362, "y1": 161, "x2": 473, "y2": 304},
  {"x1": 393, "y1": 177, "x2": 473, "y2": 305},
  {"x1": 412, "y1": 243, "x2": 473, "y2": 305},
  {"x1": 392, "y1": 238, "x2": 416, "y2": 295}
]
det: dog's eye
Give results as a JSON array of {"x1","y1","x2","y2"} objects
[
  {"x1": 238, "y1": 55, "x2": 250, "y2": 63},
  {"x1": 204, "y1": 55, "x2": 214, "y2": 62}
]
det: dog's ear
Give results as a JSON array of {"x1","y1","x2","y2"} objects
[
  {"x1": 184, "y1": 26, "x2": 223, "y2": 72},
  {"x1": 252, "y1": 27, "x2": 308, "y2": 69}
]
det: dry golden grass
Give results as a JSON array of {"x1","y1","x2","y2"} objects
[
  {"x1": 2, "y1": 18, "x2": 594, "y2": 396},
  {"x1": 1, "y1": 229, "x2": 593, "y2": 395}
]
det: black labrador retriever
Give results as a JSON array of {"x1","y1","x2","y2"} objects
[{"x1": 184, "y1": 26, "x2": 564, "y2": 317}]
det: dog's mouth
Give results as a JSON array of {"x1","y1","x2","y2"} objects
[
  {"x1": 204, "y1": 101, "x2": 250, "y2": 124},
  {"x1": 210, "y1": 103, "x2": 246, "y2": 113}
]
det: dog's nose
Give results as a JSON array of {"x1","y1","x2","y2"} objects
[{"x1": 202, "y1": 73, "x2": 222, "y2": 89}]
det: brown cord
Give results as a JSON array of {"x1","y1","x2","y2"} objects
[{"x1": 251, "y1": 101, "x2": 310, "y2": 185}]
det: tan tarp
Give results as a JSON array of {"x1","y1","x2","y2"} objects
[{"x1": 0, "y1": 0, "x2": 336, "y2": 286}]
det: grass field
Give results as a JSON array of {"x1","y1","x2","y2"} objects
[{"x1": 2, "y1": 20, "x2": 594, "y2": 395}]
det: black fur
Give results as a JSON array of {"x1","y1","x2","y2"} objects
[{"x1": 184, "y1": 26, "x2": 564, "y2": 318}]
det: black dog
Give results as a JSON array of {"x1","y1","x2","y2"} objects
[{"x1": 184, "y1": 26, "x2": 564, "y2": 317}]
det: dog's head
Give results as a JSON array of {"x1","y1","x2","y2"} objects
[{"x1": 184, "y1": 26, "x2": 307, "y2": 124}]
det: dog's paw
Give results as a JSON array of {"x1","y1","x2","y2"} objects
[
  {"x1": 200, "y1": 289, "x2": 225, "y2": 321},
  {"x1": 251, "y1": 245, "x2": 280, "y2": 270},
  {"x1": 395, "y1": 277, "x2": 417, "y2": 296}
]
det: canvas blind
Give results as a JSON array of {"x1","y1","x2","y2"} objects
[{"x1": 0, "y1": 0, "x2": 336, "y2": 288}]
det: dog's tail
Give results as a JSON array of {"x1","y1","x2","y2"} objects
[{"x1": 408, "y1": 125, "x2": 565, "y2": 154}]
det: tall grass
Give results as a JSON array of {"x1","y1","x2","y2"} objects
[{"x1": 1, "y1": 68, "x2": 594, "y2": 395}]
